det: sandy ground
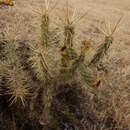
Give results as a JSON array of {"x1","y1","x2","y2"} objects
[{"x1": 0, "y1": 0, "x2": 130, "y2": 122}]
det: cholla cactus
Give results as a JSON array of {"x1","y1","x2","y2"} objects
[
  {"x1": 30, "y1": 14, "x2": 50, "y2": 81},
  {"x1": 58, "y1": 3, "x2": 100, "y2": 87},
  {"x1": 29, "y1": 0, "x2": 59, "y2": 126},
  {"x1": 0, "y1": 0, "x2": 126, "y2": 130},
  {"x1": 6, "y1": 68, "x2": 30, "y2": 106},
  {"x1": 40, "y1": 4, "x2": 50, "y2": 48},
  {"x1": 0, "y1": 30, "x2": 30, "y2": 106},
  {"x1": 89, "y1": 17, "x2": 122, "y2": 66},
  {"x1": 29, "y1": 0, "x2": 59, "y2": 81},
  {"x1": 60, "y1": 1, "x2": 87, "y2": 49}
]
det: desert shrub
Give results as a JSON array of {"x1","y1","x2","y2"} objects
[{"x1": 0, "y1": 0, "x2": 129, "y2": 130}]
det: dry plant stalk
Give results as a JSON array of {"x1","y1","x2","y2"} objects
[{"x1": 0, "y1": 0, "x2": 15, "y2": 6}]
